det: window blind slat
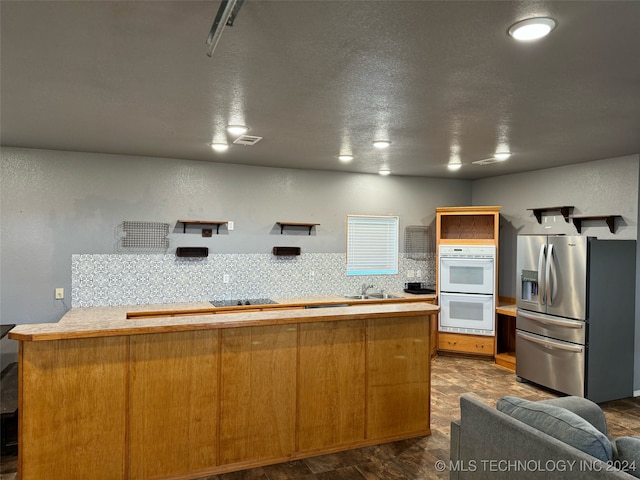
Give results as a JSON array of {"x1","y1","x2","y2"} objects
[{"x1": 346, "y1": 215, "x2": 399, "y2": 275}]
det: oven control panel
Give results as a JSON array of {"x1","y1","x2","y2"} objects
[{"x1": 439, "y1": 245, "x2": 496, "y2": 258}]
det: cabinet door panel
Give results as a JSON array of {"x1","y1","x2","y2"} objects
[
  {"x1": 219, "y1": 324, "x2": 297, "y2": 464},
  {"x1": 129, "y1": 330, "x2": 219, "y2": 480},
  {"x1": 20, "y1": 337, "x2": 128, "y2": 480},
  {"x1": 367, "y1": 316, "x2": 430, "y2": 438},
  {"x1": 298, "y1": 320, "x2": 366, "y2": 451}
]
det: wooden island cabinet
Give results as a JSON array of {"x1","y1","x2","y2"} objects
[{"x1": 10, "y1": 300, "x2": 438, "y2": 480}]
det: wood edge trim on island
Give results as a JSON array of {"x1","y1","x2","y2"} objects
[
  {"x1": 8, "y1": 305, "x2": 439, "y2": 342},
  {"x1": 126, "y1": 297, "x2": 436, "y2": 319}
]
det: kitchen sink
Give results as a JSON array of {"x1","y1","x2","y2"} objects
[
  {"x1": 367, "y1": 293, "x2": 403, "y2": 299},
  {"x1": 342, "y1": 293, "x2": 403, "y2": 300}
]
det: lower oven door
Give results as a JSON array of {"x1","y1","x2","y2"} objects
[
  {"x1": 516, "y1": 330, "x2": 585, "y2": 397},
  {"x1": 439, "y1": 292, "x2": 494, "y2": 336}
]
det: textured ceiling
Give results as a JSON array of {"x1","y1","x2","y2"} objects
[{"x1": 1, "y1": 1, "x2": 639, "y2": 179}]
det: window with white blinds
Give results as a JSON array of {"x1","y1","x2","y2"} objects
[{"x1": 346, "y1": 215, "x2": 399, "y2": 275}]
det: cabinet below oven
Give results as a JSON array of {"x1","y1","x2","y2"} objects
[{"x1": 438, "y1": 332, "x2": 495, "y2": 356}]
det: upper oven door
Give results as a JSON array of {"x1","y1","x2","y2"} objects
[{"x1": 439, "y1": 257, "x2": 494, "y2": 294}]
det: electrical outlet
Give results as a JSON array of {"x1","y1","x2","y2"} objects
[
  {"x1": 223, "y1": 274, "x2": 230, "y2": 284},
  {"x1": 416, "y1": 270, "x2": 422, "y2": 278},
  {"x1": 228, "y1": 221, "x2": 234, "y2": 231},
  {"x1": 310, "y1": 270, "x2": 315, "y2": 280},
  {"x1": 55, "y1": 288, "x2": 64, "y2": 299}
]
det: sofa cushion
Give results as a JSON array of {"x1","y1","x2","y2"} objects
[
  {"x1": 613, "y1": 436, "x2": 640, "y2": 478},
  {"x1": 497, "y1": 396, "x2": 612, "y2": 462},
  {"x1": 538, "y1": 396, "x2": 608, "y2": 435}
]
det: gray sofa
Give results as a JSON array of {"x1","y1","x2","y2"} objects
[{"x1": 450, "y1": 394, "x2": 639, "y2": 479}]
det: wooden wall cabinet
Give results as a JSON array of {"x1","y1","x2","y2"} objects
[
  {"x1": 436, "y1": 206, "x2": 500, "y2": 244},
  {"x1": 435, "y1": 206, "x2": 501, "y2": 357}
]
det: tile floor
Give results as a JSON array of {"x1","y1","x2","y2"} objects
[{"x1": 1, "y1": 355, "x2": 638, "y2": 480}]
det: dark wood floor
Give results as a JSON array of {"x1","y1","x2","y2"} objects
[{"x1": 1, "y1": 355, "x2": 638, "y2": 480}]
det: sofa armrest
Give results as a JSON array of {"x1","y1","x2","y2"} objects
[
  {"x1": 538, "y1": 396, "x2": 608, "y2": 435},
  {"x1": 454, "y1": 395, "x2": 634, "y2": 479},
  {"x1": 450, "y1": 419, "x2": 461, "y2": 480}
]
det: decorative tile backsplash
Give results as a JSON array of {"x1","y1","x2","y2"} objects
[{"x1": 72, "y1": 253, "x2": 434, "y2": 307}]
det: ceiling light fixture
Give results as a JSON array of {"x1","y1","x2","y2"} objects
[
  {"x1": 373, "y1": 140, "x2": 391, "y2": 149},
  {"x1": 508, "y1": 17, "x2": 556, "y2": 41},
  {"x1": 447, "y1": 163, "x2": 462, "y2": 171},
  {"x1": 338, "y1": 155, "x2": 354, "y2": 162},
  {"x1": 226, "y1": 125, "x2": 248, "y2": 136},
  {"x1": 378, "y1": 167, "x2": 391, "y2": 176},
  {"x1": 494, "y1": 152, "x2": 511, "y2": 161},
  {"x1": 210, "y1": 143, "x2": 229, "y2": 152}
]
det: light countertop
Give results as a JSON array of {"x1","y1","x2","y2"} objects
[{"x1": 9, "y1": 294, "x2": 437, "y2": 342}]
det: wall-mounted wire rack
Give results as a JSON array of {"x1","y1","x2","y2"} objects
[{"x1": 116, "y1": 221, "x2": 170, "y2": 252}]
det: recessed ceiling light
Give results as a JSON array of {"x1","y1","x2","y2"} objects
[
  {"x1": 338, "y1": 155, "x2": 354, "y2": 162},
  {"x1": 508, "y1": 17, "x2": 556, "y2": 41},
  {"x1": 494, "y1": 152, "x2": 511, "y2": 161},
  {"x1": 378, "y1": 167, "x2": 391, "y2": 176},
  {"x1": 210, "y1": 143, "x2": 229, "y2": 152},
  {"x1": 226, "y1": 125, "x2": 248, "y2": 136},
  {"x1": 447, "y1": 162, "x2": 462, "y2": 171},
  {"x1": 373, "y1": 140, "x2": 391, "y2": 149}
]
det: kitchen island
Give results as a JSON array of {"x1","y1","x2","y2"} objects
[{"x1": 9, "y1": 297, "x2": 438, "y2": 480}]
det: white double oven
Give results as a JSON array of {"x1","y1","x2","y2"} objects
[{"x1": 438, "y1": 245, "x2": 496, "y2": 336}]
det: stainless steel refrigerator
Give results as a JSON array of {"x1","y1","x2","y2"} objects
[{"x1": 516, "y1": 235, "x2": 636, "y2": 403}]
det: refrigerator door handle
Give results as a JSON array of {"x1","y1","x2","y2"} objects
[
  {"x1": 517, "y1": 331, "x2": 584, "y2": 353},
  {"x1": 518, "y1": 310, "x2": 584, "y2": 329},
  {"x1": 545, "y1": 243, "x2": 554, "y2": 306},
  {"x1": 550, "y1": 249, "x2": 558, "y2": 305},
  {"x1": 537, "y1": 243, "x2": 546, "y2": 305}
]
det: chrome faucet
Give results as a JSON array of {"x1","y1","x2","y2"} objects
[{"x1": 361, "y1": 283, "x2": 374, "y2": 297}]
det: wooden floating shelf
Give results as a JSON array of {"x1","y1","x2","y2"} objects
[
  {"x1": 276, "y1": 222, "x2": 319, "y2": 235},
  {"x1": 570, "y1": 215, "x2": 621, "y2": 234},
  {"x1": 527, "y1": 206, "x2": 574, "y2": 224},
  {"x1": 177, "y1": 220, "x2": 228, "y2": 235}
]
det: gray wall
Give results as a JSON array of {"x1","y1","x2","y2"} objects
[
  {"x1": 471, "y1": 154, "x2": 640, "y2": 392},
  {"x1": 2, "y1": 147, "x2": 639, "y2": 392},
  {"x1": 0, "y1": 146, "x2": 469, "y2": 324}
]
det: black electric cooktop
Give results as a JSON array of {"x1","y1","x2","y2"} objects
[{"x1": 210, "y1": 298, "x2": 277, "y2": 307}]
